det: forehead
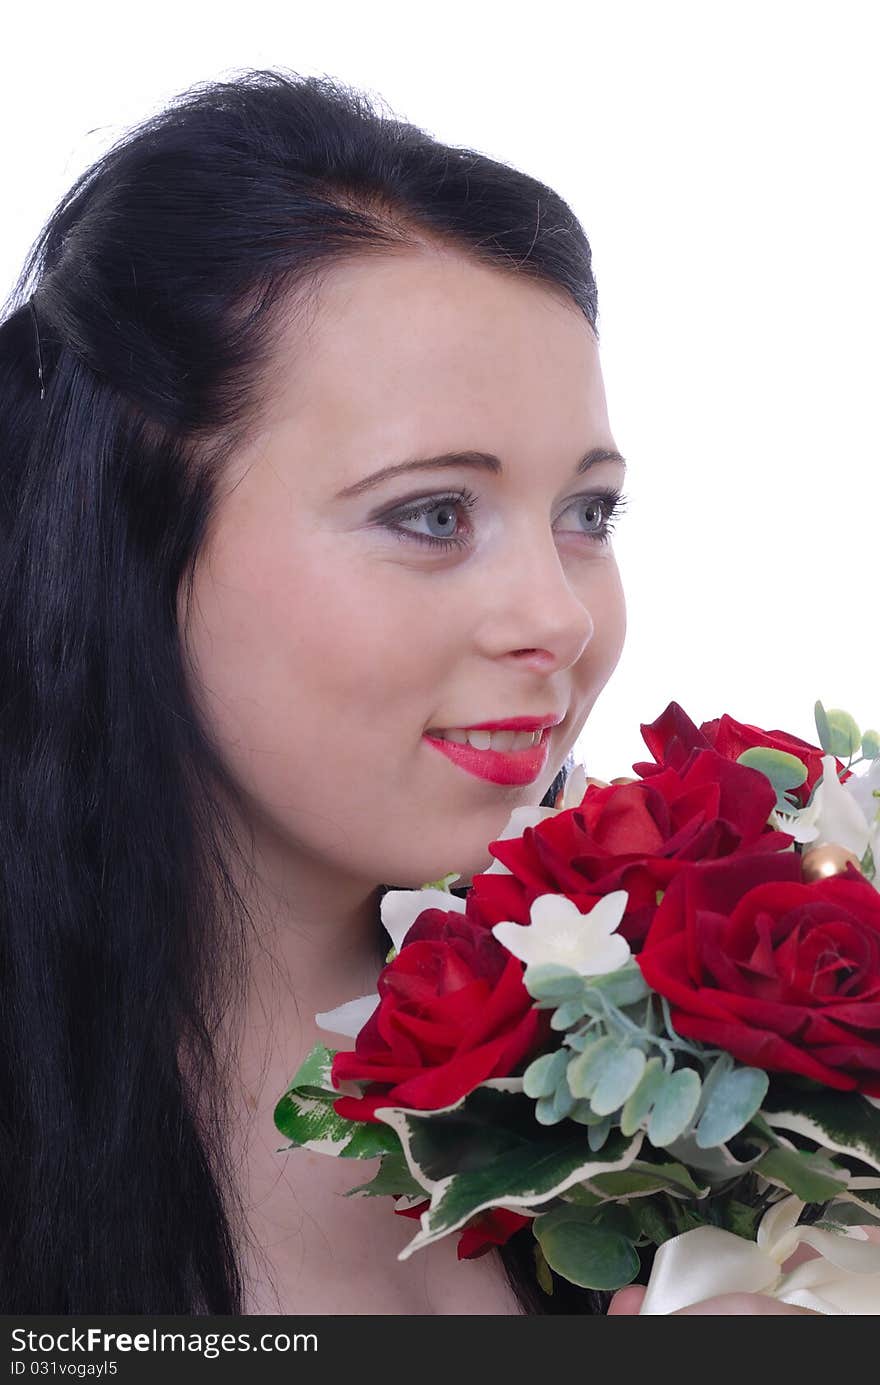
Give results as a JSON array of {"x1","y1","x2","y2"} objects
[
  {"x1": 224, "y1": 250, "x2": 612, "y2": 510},
  {"x1": 266, "y1": 249, "x2": 603, "y2": 428}
]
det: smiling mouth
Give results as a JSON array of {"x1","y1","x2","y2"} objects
[
  {"x1": 423, "y1": 728, "x2": 545, "y2": 751},
  {"x1": 422, "y1": 726, "x2": 552, "y2": 786}
]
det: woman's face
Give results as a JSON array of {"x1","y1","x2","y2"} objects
[{"x1": 180, "y1": 248, "x2": 627, "y2": 899}]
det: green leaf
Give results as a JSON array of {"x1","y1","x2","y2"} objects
[
  {"x1": 587, "y1": 1115, "x2": 613, "y2": 1151},
  {"x1": 722, "y1": 1199, "x2": 763, "y2": 1240},
  {"x1": 345, "y1": 1149, "x2": 428, "y2": 1198},
  {"x1": 819, "y1": 1192, "x2": 880, "y2": 1230},
  {"x1": 279, "y1": 1043, "x2": 340, "y2": 1100},
  {"x1": 761, "y1": 1088, "x2": 880, "y2": 1175},
  {"x1": 273, "y1": 1089, "x2": 401, "y2": 1158},
  {"x1": 538, "y1": 1077, "x2": 577, "y2": 1125},
  {"x1": 550, "y1": 998, "x2": 591, "y2": 1030},
  {"x1": 647, "y1": 1068, "x2": 702, "y2": 1147},
  {"x1": 523, "y1": 964, "x2": 590, "y2": 1003},
  {"x1": 533, "y1": 1241, "x2": 555, "y2": 1295},
  {"x1": 590, "y1": 1047, "x2": 648, "y2": 1117},
  {"x1": 629, "y1": 1198, "x2": 670, "y2": 1246},
  {"x1": 589, "y1": 1159, "x2": 707, "y2": 1200},
  {"x1": 419, "y1": 871, "x2": 462, "y2": 892},
  {"x1": 755, "y1": 1146, "x2": 848, "y2": 1202},
  {"x1": 533, "y1": 1207, "x2": 640, "y2": 1290},
  {"x1": 694, "y1": 1066, "x2": 769, "y2": 1148},
  {"x1": 568, "y1": 1099, "x2": 609, "y2": 1126},
  {"x1": 664, "y1": 1128, "x2": 769, "y2": 1183},
  {"x1": 862, "y1": 729, "x2": 880, "y2": 760},
  {"x1": 272, "y1": 1041, "x2": 403, "y2": 1159},
  {"x1": 843, "y1": 1185, "x2": 880, "y2": 1219},
  {"x1": 566, "y1": 1037, "x2": 620, "y2": 1100},
  {"x1": 737, "y1": 747, "x2": 808, "y2": 793},
  {"x1": 815, "y1": 700, "x2": 833, "y2": 754},
  {"x1": 584, "y1": 960, "x2": 651, "y2": 1008},
  {"x1": 380, "y1": 1087, "x2": 643, "y2": 1255},
  {"x1": 523, "y1": 1048, "x2": 570, "y2": 1099},
  {"x1": 825, "y1": 708, "x2": 862, "y2": 759},
  {"x1": 620, "y1": 1056, "x2": 666, "y2": 1136}
]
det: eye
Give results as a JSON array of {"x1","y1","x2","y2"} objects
[{"x1": 382, "y1": 486, "x2": 629, "y2": 553}]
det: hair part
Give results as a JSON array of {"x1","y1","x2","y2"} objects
[{"x1": 0, "y1": 68, "x2": 602, "y2": 1312}]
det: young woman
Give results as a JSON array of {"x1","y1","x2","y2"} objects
[{"x1": 0, "y1": 69, "x2": 823, "y2": 1314}]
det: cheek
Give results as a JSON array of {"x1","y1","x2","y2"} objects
[
  {"x1": 178, "y1": 531, "x2": 446, "y2": 797},
  {"x1": 585, "y1": 559, "x2": 627, "y2": 676}
]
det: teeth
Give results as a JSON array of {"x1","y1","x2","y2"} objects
[{"x1": 433, "y1": 728, "x2": 543, "y2": 751}]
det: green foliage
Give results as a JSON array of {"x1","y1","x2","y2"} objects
[
  {"x1": 379, "y1": 1086, "x2": 643, "y2": 1255},
  {"x1": 524, "y1": 963, "x2": 592, "y2": 1004},
  {"x1": 620, "y1": 1057, "x2": 666, "y2": 1137},
  {"x1": 419, "y1": 871, "x2": 461, "y2": 891},
  {"x1": 815, "y1": 699, "x2": 832, "y2": 754},
  {"x1": 646, "y1": 1068, "x2": 702, "y2": 1147},
  {"x1": 761, "y1": 1086, "x2": 880, "y2": 1175},
  {"x1": 523, "y1": 1048, "x2": 569, "y2": 1099},
  {"x1": 273, "y1": 1044, "x2": 403, "y2": 1161},
  {"x1": 736, "y1": 747, "x2": 808, "y2": 814},
  {"x1": 590, "y1": 1047, "x2": 647, "y2": 1117},
  {"x1": 566, "y1": 1037, "x2": 620, "y2": 1100},
  {"x1": 533, "y1": 1205, "x2": 640, "y2": 1290},
  {"x1": 345, "y1": 1150, "x2": 427, "y2": 1199},
  {"x1": 533, "y1": 1241, "x2": 555, "y2": 1295},
  {"x1": 694, "y1": 1064, "x2": 768, "y2": 1148},
  {"x1": 815, "y1": 700, "x2": 861, "y2": 759},
  {"x1": 755, "y1": 1146, "x2": 848, "y2": 1202},
  {"x1": 862, "y1": 728, "x2": 880, "y2": 760}
]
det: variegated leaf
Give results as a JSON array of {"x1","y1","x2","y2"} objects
[
  {"x1": 761, "y1": 1088, "x2": 880, "y2": 1175},
  {"x1": 370, "y1": 1087, "x2": 644, "y2": 1255}
]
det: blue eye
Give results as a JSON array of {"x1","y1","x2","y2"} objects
[{"x1": 383, "y1": 486, "x2": 628, "y2": 553}]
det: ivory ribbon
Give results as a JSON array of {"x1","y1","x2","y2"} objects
[{"x1": 638, "y1": 1196, "x2": 880, "y2": 1315}]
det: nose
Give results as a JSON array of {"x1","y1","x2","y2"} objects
[{"x1": 479, "y1": 525, "x2": 597, "y2": 673}]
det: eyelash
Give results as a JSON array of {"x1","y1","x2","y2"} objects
[{"x1": 383, "y1": 486, "x2": 629, "y2": 553}]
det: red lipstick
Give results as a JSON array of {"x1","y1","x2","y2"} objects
[
  {"x1": 422, "y1": 725, "x2": 553, "y2": 785},
  {"x1": 457, "y1": 714, "x2": 562, "y2": 732}
]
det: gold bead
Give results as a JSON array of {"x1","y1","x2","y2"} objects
[
  {"x1": 610, "y1": 776, "x2": 639, "y2": 786},
  {"x1": 801, "y1": 842, "x2": 863, "y2": 882},
  {"x1": 585, "y1": 776, "x2": 611, "y2": 790}
]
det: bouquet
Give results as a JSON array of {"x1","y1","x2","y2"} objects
[{"x1": 274, "y1": 701, "x2": 880, "y2": 1314}]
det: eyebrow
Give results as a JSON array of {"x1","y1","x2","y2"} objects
[{"x1": 334, "y1": 445, "x2": 627, "y2": 500}]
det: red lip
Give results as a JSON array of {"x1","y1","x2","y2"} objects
[
  {"x1": 427, "y1": 714, "x2": 565, "y2": 733},
  {"x1": 422, "y1": 726, "x2": 552, "y2": 785}
]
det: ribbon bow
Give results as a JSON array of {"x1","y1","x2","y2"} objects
[{"x1": 639, "y1": 1196, "x2": 880, "y2": 1315}]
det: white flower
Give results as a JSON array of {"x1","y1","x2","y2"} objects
[
  {"x1": 315, "y1": 994, "x2": 379, "y2": 1038},
  {"x1": 380, "y1": 883, "x2": 466, "y2": 955},
  {"x1": 492, "y1": 891, "x2": 631, "y2": 977},
  {"x1": 559, "y1": 761, "x2": 589, "y2": 811},
  {"x1": 775, "y1": 754, "x2": 880, "y2": 879}
]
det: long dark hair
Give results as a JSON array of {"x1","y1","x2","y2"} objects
[{"x1": 0, "y1": 69, "x2": 605, "y2": 1313}]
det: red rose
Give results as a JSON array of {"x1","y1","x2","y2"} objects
[
  {"x1": 466, "y1": 748, "x2": 793, "y2": 949},
  {"x1": 637, "y1": 851, "x2": 880, "y2": 1096},
  {"x1": 331, "y1": 910, "x2": 548, "y2": 1122},
  {"x1": 635, "y1": 702, "x2": 851, "y2": 808},
  {"x1": 456, "y1": 1207, "x2": 531, "y2": 1259},
  {"x1": 394, "y1": 1198, "x2": 530, "y2": 1259}
]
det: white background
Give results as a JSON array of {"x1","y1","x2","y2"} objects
[{"x1": 3, "y1": 1, "x2": 877, "y2": 780}]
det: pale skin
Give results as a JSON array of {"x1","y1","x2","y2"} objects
[{"x1": 177, "y1": 243, "x2": 843, "y2": 1315}]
